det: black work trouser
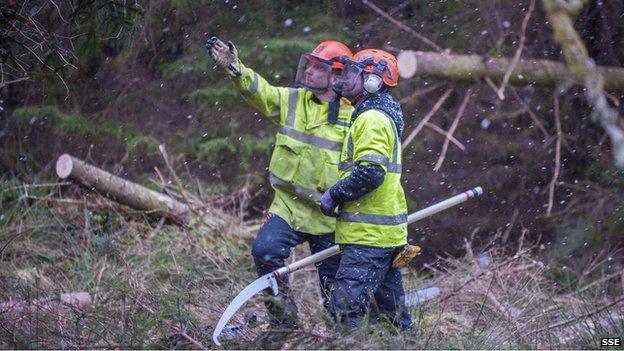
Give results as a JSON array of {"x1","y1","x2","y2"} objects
[
  {"x1": 251, "y1": 213, "x2": 340, "y2": 326},
  {"x1": 329, "y1": 244, "x2": 413, "y2": 330}
]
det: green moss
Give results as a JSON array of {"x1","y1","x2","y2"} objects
[
  {"x1": 244, "y1": 37, "x2": 316, "y2": 85},
  {"x1": 169, "y1": 0, "x2": 208, "y2": 17},
  {"x1": 100, "y1": 120, "x2": 137, "y2": 140},
  {"x1": 109, "y1": 49, "x2": 134, "y2": 70},
  {"x1": 186, "y1": 85, "x2": 241, "y2": 111},
  {"x1": 503, "y1": 141, "x2": 521, "y2": 158},
  {"x1": 11, "y1": 106, "x2": 143, "y2": 142},
  {"x1": 195, "y1": 137, "x2": 236, "y2": 164},
  {"x1": 598, "y1": 167, "x2": 624, "y2": 188},
  {"x1": 12, "y1": 106, "x2": 92, "y2": 134},
  {"x1": 162, "y1": 58, "x2": 211, "y2": 80},
  {"x1": 123, "y1": 135, "x2": 161, "y2": 163},
  {"x1": 238, "y1": 136, "x2": 273, "y2": 172},
  {"x1": 604, "y1": 205, "x2": 624, "y2": 236}
]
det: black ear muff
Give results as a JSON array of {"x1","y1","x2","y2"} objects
[{"x1": 363, "y1": 73, "x2": 383, "y2": 94}]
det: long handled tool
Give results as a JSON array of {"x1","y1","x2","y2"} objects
[{"x1": 213, "y1": 186, "x2": 483, "y2": 345}]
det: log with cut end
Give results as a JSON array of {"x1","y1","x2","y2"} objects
[
  {"x1": 0, "y1": 292, "x2": 92, "y2": 314},
  {"x1": 56, "y1": 154, "x2": 191, "y2": 225},
  {"x1": 397, "y1": 50, "x2": 624, "y2": 92}
]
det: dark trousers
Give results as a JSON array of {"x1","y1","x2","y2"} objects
[
  {"x1": 251, "y1": 213, "x2": 340, "y2": 326},
  {"x1": 329, "y1": 244, "x2": 413, "y2": 330}
]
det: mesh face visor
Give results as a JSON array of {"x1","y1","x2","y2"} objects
[
  {"x1": 333, "y1": 60, "x2": 364, "y2": 98},
  {"x1": 295, "y1": 54, "x2": 334, "y2": 93}
]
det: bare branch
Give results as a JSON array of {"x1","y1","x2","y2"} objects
[
  {"x1": 48, "y1": 0, "x2": 69, "y2": 24},
  {"x1": 0, "y1": 76, "x2": 29, "y2": 88},
  {"x1": 424, "y1": 122, "x2": 466, "y2": 151},
  {"x1": 497, "y1": 0, "x2": 536, "y2": 100},
  {"x1": 357, "y1": 0, "x2": 410, "y2": 35},
  {"x1": 399, "y1": 82, "x2": 446, "y2": 104},
  {"x1": 403, "y1": 87, "x2": 453, "y2": 149},
  {"x1": 433, "y1": 89, "x2": 471, "y2": 172},
  {"x1": 526, "y1": 295, "x2": 624, "y2": 336},
  {"x1": 362, "y1": 0, "x2": 443, "y2": 52},
  {"x1": 547, "y1": 93, "x2": 563, "y2": 216},
  {"x1": 509, "y1": 87, "x2": 550, "y2": 140}
]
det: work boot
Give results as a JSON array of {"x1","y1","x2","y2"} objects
[
  {"x1": 255, "y1": 294, "x2": 300, "y2": 348},
  {"x1": 264, "y1": 294, "x2": 300, "y2": 329}
]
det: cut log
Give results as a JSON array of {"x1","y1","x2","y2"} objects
[
  {"x1": 397, "y1": 50, "x2": 624, "y2": 92},
  {"x1": 56, "y1": 154, "x2": 191, "y2": 225},
  {"x1": 0, "y1": 292, "x2": 92, "y2": 314}
]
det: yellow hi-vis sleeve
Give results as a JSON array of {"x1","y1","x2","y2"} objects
[
  {"x1": 350, "y1": 110, "x2": 395, "y2": 173},
  {"x1": 230, "y1": 60, "x2": 289, "y2": 126}
]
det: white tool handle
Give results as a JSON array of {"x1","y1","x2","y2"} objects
[
  {"x1": 282, "y1": 245, "x2": 341, "y2": 274},
  {"x1": 277, "y1": 187, "x2": 483, "y2": 276},
  {"x1": 407, "y1": 186, "x2": 482, "y2": 224}
]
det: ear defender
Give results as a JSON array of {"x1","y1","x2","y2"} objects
[
  {"x1": 363, "y1": 59, "x2": 388, "y2": 94},
  {"x1": 363, "y1": 73, "x2": 383, "y2": 93}
]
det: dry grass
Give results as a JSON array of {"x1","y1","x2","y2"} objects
[
  {"x1": 1, "y1": 180, "x2": 623, "y2": 349},
  {"x1": 400, "y1": 241, "x2": 624, "y2": 349}
]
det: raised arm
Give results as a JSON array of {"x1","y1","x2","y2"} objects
[
  {"x1": 230, "y1": 61, "x2": 290, "y2": 124},
  {"x1": 207, "y1": 37, "x2": 289, "y2": 125}
]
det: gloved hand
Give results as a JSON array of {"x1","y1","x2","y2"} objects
[
  {"x1": 206, "y1": 36, "x2": 241, "y2": 77},
  {"x1": 320, "y1": 190, "x2": 339, "y2": 217}
]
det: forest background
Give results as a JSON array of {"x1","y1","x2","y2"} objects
[{"x1": 1, "y1": 0, "x2": 623, "y2": 349}]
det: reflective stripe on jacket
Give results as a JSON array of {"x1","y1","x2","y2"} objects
[
  {"x1": 231, "y1": 60, "x2": 353, "y2": 234},
  {"x1": 335, "y1": 109, "x2": 408, "y2": 247}
]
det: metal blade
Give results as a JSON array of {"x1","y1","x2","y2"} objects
[{"x1": 213, "y1": 272, "x2": 277, "y2": 346}]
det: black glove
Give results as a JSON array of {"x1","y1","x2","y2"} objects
[
  {"x1": 320, "y1": 190, "x2": 339, "y2": 217},
  {"x1": 206, "y1": 36, "x2": 241, "y2": 77}
]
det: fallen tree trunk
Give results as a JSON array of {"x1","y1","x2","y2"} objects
[
  {"x1": 56, "y1": 154, "x2": 191, "y2": 225},
  {"x1": 397, "y1": 50, "x2": 624, "y2": 92}
]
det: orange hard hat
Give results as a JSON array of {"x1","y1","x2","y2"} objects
[
  {"x1": 310, "y1": 40, "x2": 353, "y2": 69},
  {"x1": 352, "y1": 49, "x2": 399, "y2": 87}
]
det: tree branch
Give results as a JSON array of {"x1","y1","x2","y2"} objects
[
  {"x1": 403, "y1": 87, "x2": 454, "y2": 149},
  {"x1": 362, "y1": 0, "x2": 443, "y2": 52},
  {"x1": 543, "y1": 0, "x2": 624, "y2": 168},
  {"x1": 497, "y1": 0, "x2": 536, "y2": 100},
  {"x1": 433, "y1": 89, "x2": 471, "y2": 172}
]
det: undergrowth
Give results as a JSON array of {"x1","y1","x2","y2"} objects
[{"x1": 1, "y1": 178, "x2": 622, "y2": 349}]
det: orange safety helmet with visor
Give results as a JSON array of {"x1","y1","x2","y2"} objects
[
  {"x1": 333, "y1": 49, "x2": 399, "y2": 98},
  {"x1": 295, "y1": 41, "x2": 353, "y2": 93}
]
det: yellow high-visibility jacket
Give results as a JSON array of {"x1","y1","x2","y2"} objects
[
  {"x1": 335, "y1": 109, "x2": 408, "y2": 247},
  {"x1": 231, "y1": 60, "x2": 353, "y2": 234}
]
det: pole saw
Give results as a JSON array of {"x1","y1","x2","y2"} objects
[{"x1": 213, "y1": 186, "x2": 483, "y2": 345}]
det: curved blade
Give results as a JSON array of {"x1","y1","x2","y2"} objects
[{"x1": 213, "y1": 273, "x2": 277, "y2": 346}]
